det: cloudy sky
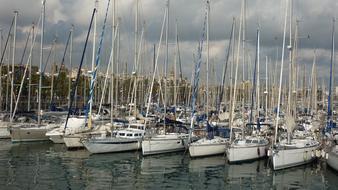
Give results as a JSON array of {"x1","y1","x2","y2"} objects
[{"x1": 0, "y1": 0, "x2": 338, "y2": 86}]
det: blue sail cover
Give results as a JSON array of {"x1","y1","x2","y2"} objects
[
  {"x1": 206, "y1": 123, "x2": 230, "y2": 139},
  {"x1": 206, "y1": 122, "x2": 214, "y2": 140}
]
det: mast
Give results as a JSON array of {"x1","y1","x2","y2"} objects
[
  {"x1": 206, "y1": 0, "x2": 210, "y2": 119},
  {"x1": 174, "y1": 20, "x2": 178, "y2": 116},
  {"x1": 111, "y1": 0, "x2": 116, "y2": 124},
  {"x1": 242, "y1": 0, "x2": 246, "y2": 108},
  {"x1": 38, "y1": 1, "x2": 45, "y2": 125},
  {"x1": 50, "y1": 38, "x2": 56, "y2": 105},
  {"x1": 115, "y1": 17, "x2": 120, "y2": 111},
  {"x1": 68, "y1": 25, "x2": 74, "y2": 108},
  {"x1": 0, "y1": 28, "x2": 2, "y2": 110},
  {"x1": 145, "y1": 7, "x2": 167, "y2": 117},
  {"x1": 188, "y1": 2, "x2": 208, "y2": 142},
  {"x1": 287, "y1": 0, "x2": 293, "y2": 115},
  {"x1": 218, "y1": 18, "x2": 235, "y2": 114},
  {"x1": 327, "y1": 18, "x2": 335, "y2": 132},
  {"x1": 115, "y1": 13, "x2": 120, "y2": 116},
  {"x1": 87, "y1": 0, "x2": 111, "y2": 129},
  {"x1": 292, "y1": 20, "x2": 298, "y2": 116},
  {"x1": 164, "y1": 0, "x2": 169, "y2": 129},
  {"x1": 309, "y1": 50, "x2": 316, "y2": 114},
  {"x1": 133, "y1": 0, "x2": 139, "y2": 117},
  {"x1": 90, "y1": 0, "x2": 98, "y2": 121},
  {"x1": 274, "y1": 0, "x2": 289, "y2": 144},
  {"x1": 249, "y1": 28, "x2": 259, "y2": 124},
  {"x1": 265, "y1": 56, "x2": 268, "y2": 114},
  {"x1": 64, "y1": 8, "x2": 96, "y2": 130},
  {"x1": 10, "y1": 11, "x2": 18, "y2": 124},
  {"x1": 229, "y1": 1, "x2": 243, "y2": 142},
  {"x1": 28, "y1": 24, "x2": 34, "y2": 112},
  {"x1": 257, "y1": 28, "x2": 261, "y2": 118}
]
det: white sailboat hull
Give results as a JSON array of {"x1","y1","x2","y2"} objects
[
  {"x1": 46, "y1": 128, "x2": 64, "y2": 144},
  {"x1": 0, "y1": 125, "x2": 10, "y2": 139},
  {"x1": 64, "y1": 135, "x2": 84, "y2": 148},
  {"x1": 83, "y1": 138, "x2": 141, "y2": 154},
  {"x1": 227, "y1": 145, "x2": 268, "y2": 163},
  {"x1": 327, "y1": 148, "x2": 338, "y2": 171},
  {"x1": 142, "y1": 134, "x2": 188, "y2": 155},
  {"x1": 272, "y1": 145, "x2": 319, "y2": 170},
  {"x1": 49, "y1": 135, "x2": 64, "y2": 144},
  {"x1": 189, "y1": 140, "x2": 227, "y2": 157},
  {"x1": 9, "y1": 124, "x2": 57, "y2": 142}
]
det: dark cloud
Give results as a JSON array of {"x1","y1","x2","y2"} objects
[{"x1": 0, "y1": 0, "x2": 337, "y2": 84}]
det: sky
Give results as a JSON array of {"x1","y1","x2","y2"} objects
[{"x1": 0, "y1": 0, "x2": 338, "y2": 86}]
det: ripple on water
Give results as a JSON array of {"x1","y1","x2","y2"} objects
[{"x1": 0, "y1": 140, "x2": 338, "y2": 189}]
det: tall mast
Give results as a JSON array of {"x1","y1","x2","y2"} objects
[
  {"x1": 27, "y1": 24, "x2": 34, "y2": 111},
  {"x1": 145, "y1": 9, "x2": 167, "y2": 117},
  {"x1": 114, "y1": 2, "x2": 119, "y2": 114},
  {"x1": 327, "y1": 18, "x2": 335, "y2": 132},
  {"x1": 174, "y1": 20, "x2": 178, "y2": 113},
  {"x1": 164, "y1": 0, "x2": 169, "y2": 128},
  {"x1": 206, "y1": 0, "x2": 210, "y2": 119},
  {"x1": 274, "y1": 0, "x2": 289, "y2": 144},
  {"x1": 68, "y1": 25, "x2": 74, "y2": 108},
  {"x1": 38, "y1": 4, "x2": 45, "y2": 122},
  {"x1": 265, "y1": 56, "x2": 268, "y2": 114},
  {"x1": 10, "y1": 11, "x2": 18, "y2": 124},
  {"x1": 50, "y1": 38, "x2": 56, "y2": 104},
  {"x1": 111, "y1": 0, "x2": 116, "y2": 124},
  {"x1": 38, "y1": 1, "x2": 45, "y2": 125},
  {"x1": 0, "y1": 28, "x2": 2, "y2": 111},
  {"x1": 257, "y1": 25, "x2": 260, "y2": 118},
  {"x1": 133, "y1": 0, "x2": 139, "y2": 117},
  {"x1": 249, "y1": 28, "x2": 259, "y2": 124},
  {"x1": 242, "y1": 0, "x2": 246, "y2": 107},
  {"x1": 90, "y1": 0, "x2": 98, "y2": 120},
  {"x1": 287, "y1": 0, "x2": 293, "y2": 115},
  {"x1": 230, "y1": 1, "x2": 243, "y2": 142},
  {"x1": 310, "y1": 50, "x2": 316, "y2": 114}
]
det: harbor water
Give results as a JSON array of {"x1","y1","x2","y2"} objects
[{"x1": 0, "y1": 140, "x2": 337, "y2": 190}]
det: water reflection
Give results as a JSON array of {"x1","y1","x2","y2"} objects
[
  {"x1": 226, "y1": 160, "x2": 271, "y2": 189},
  {"x1": 272, "y1": 162, "x2": 328, "y2": 189},
  {"x1": 141, "y1": 153, "x2": 185, "y2": 175},
  {"x1": 0, "y1": 139, "x2": 338, "y2": 189},
  {"x1": 189, "y1": 156, "x2": 227, "y2": 189}
]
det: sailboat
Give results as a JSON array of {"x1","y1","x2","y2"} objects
[
  {"x1": 9, "y1": 3, "x2": 61, "y2": 142},
  {"x1": 270, "y1": 0, "x2": 319, "y2": 170},
  {"x1": 82, "y1": 0, "x2": 148, "y2": 153},
  {"x1": 227, "y1": 26, "x2": 269, "y2": 163},
  {"x1": 0, "y1": 17, "x2": 15, "y2": 139},
  {"x1": 141, "y1": 1, "x2": 191, "y2": 156},
  {"x1": 187, "y1": 0, "x2": 230, "y2": 158},
  {"x1": 271, "y1": 114, "x2": 320, "y2": 170},
  {"x1": 83, "y1": 123, "x2": 145, "y2": 154},
  {"x1": 325, "y1": 19, "x2": 338, "y2": 172},
  {"x1": 62, "y1": 3, "x2": 102, "y2": 149}
]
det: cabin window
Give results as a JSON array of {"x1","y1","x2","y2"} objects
[
  {"x1": 119, "y1": 133, "x2": 125, "y2": 136},
  {"x1": 245, "y1": 140, "x2": 252, "y2": 144},
  {"x1": 234, "y1": 139, "x2": 239, "y2": 143},
  {"x1": 134, "y1": 134, "x2": 139, "y2": 137},
  {"x1": 127, "y1": 134, "x2": 132, "y2": 137},
  {"x1": 252, "y1": 140, "x2": 258, "y2": 144}
]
